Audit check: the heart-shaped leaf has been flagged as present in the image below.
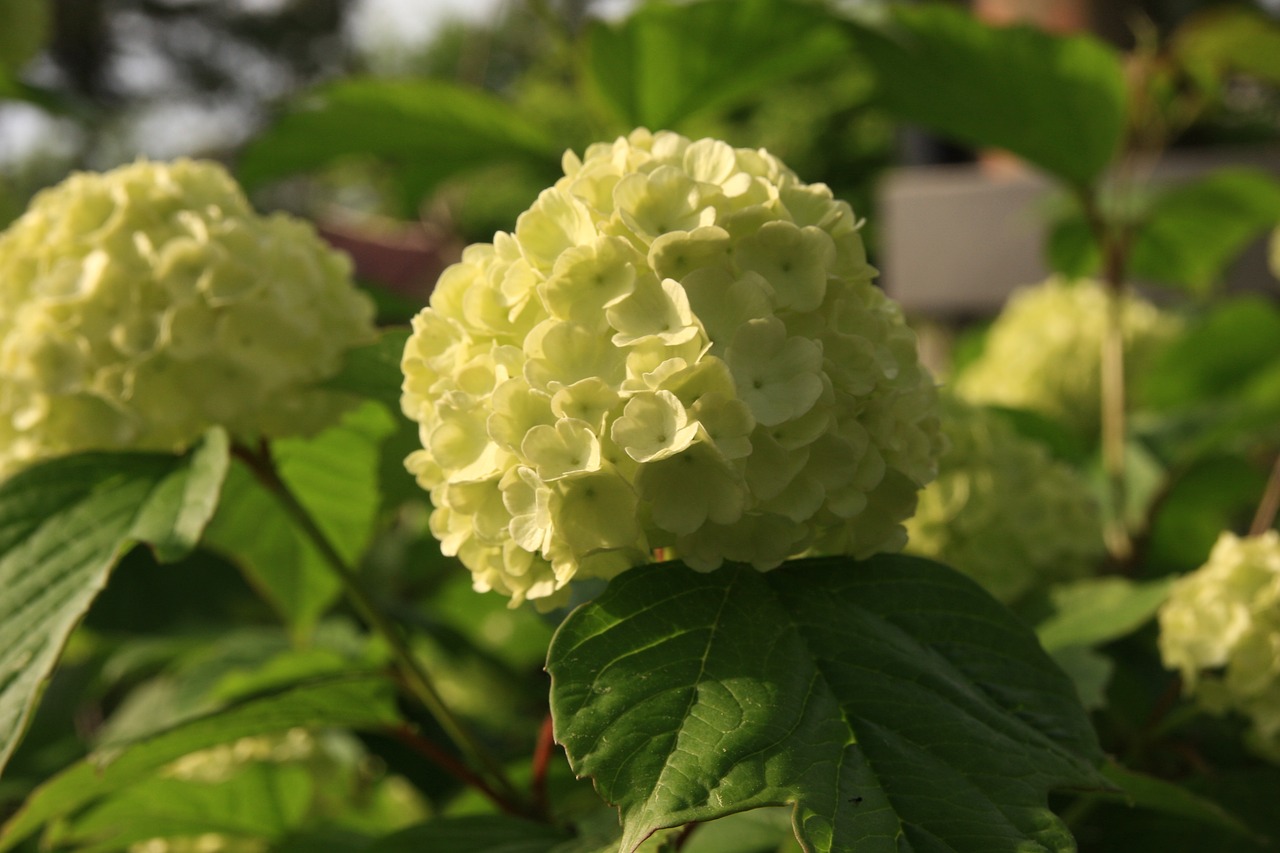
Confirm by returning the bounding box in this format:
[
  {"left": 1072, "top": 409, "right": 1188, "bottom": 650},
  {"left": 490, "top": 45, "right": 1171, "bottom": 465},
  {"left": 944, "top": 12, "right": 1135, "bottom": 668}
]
[{"left": 548, "top": 556, "right": 1106, "bottom": 853}]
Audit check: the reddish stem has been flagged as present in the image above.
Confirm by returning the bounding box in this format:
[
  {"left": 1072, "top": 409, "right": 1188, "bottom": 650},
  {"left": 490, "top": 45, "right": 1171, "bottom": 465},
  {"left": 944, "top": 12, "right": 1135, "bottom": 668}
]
[
  {"left": 391, "top": 724, "right": 528, "bottom": 817},
  {"left": 531, "top": 714, "right": 556, "bottom": 819}
]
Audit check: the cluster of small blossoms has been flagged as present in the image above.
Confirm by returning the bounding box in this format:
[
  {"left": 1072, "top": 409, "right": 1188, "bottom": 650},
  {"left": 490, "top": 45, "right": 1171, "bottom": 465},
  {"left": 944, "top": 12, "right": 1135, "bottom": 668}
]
[
  {"left": 904, "top": 397, "right": 1103, "bottom": 602},
  {"left": 1158, "top": 531, "right": 1280, "bottom": 760},
  {"left": 0, "top": 159, "right": 376, "bottom": 478},
  {"left": 401, "top": 129, "right": 943, "bottom": 607},
  {"left": 955, "top": 278, "right": 1176, "bottom": 437}
]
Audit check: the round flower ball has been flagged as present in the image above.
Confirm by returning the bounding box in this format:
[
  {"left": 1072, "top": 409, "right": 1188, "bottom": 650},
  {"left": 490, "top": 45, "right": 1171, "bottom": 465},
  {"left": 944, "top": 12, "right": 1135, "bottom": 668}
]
[
  {"left": 1158, "top": 530, "right": 1280, "bottom": 759},
  {"left": 954, "top": 277, "right": 1176, "bottom": 437},
  {"left": 401, "top": 129, "right": 943, "bottom": 607},
  {"left": 904, "top": 397, "right": 1103, "bottom": 603},
  {"left": 0, "top": 159, "right": 377, "bottom": 477}
]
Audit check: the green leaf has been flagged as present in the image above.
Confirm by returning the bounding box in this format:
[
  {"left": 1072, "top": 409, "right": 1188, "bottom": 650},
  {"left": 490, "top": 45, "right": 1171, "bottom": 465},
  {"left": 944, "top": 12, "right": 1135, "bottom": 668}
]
[
  {"left": 324, "top": 327, "right": 412, "bottom": 414},
  {"left": 130, "top": 428, "right": 231, "bottom": 563},
  {"left": 52, "top": 763, "right": 314, "bottom": 852},
  {"left": 1128, "top": 169, "right": 1280, "bottom": 294},
  {"left": 1099, "top": 761, "right": 1260, "bottom": 840},
  {"left": 548, "top": 556, "right": 1106, "bottom": 853},
  {"left": 237, "top": 79, "right": 559, "bottom": 199},
  {"left": 0, "top": 675, "right": 399, "bottom": 851},
  {"left": 0, "top": 435, "right": 229, "bottom": 778},
  {"left": 1173, "top": 6, "right": 1280, "bottom": 89},
  {"left": 1046, "top": 645, "right": 1113, "bottom": 711},
  {"left": 1033, "top": 577, "right": 1174, "bottom": 653},
  {"left": 584, "top": 0, "right": 850, "bottom": 131},
  {"left": 367, "top": 815, "right": 571, "bottom": 853},
  {"left": 204, "top": 402, "right": 396, "bottom": 634},
  {"left": 846, "top": 4, "right": 1127, "bottom": 186}
]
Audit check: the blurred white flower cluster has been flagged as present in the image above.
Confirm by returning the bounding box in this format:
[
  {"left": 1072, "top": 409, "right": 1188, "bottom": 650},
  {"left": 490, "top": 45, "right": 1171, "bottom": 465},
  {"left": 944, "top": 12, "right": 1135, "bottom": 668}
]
[
  {"left": 955, "top": 278, "right": 1176, "bottom": 436},
  {"left": 905, "top": 398, "right": 1103, "bottom": 602},
  {"left": 401, "top": 129, "right": 943, "bottom": 606},
  {"left": 1159, "top": 531, "right": 1280, "bottom": 759},
  {"left": 0, "top": 159, "right": 376, "bottom": 477}
]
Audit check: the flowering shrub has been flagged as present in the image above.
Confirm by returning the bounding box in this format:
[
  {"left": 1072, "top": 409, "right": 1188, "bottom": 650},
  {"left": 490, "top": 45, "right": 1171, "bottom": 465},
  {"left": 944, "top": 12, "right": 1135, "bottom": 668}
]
[
  {"left": 401, "top": 129, "right": 943, "bottom": 606},
  {"left": 904, "top": 397, "right": 1103, "bottom": 602},
  {"left": 0, "top": 159, "right": 376, "bottom": 477},
  {"left": 955, "top": 277, "right": 1176, "bottom": 436},
  {"left": 1158, "top": 531, "right": 1280, "bottom": 760}
]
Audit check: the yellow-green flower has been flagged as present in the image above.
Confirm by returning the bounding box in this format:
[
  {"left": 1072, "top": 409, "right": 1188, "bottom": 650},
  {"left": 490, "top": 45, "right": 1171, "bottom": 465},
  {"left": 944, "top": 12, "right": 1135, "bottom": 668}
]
[
  {"left": 1158, "top": 530, "right": 1280, "bottom": 760},
  {"left": 0, "top": 159, "right": 376, "bottom": 476},
  {"left": 955, "top": 277, "right": 1177, "bottom": 437},
  {"left": 905, "top": 397, "right": 1103, "bottom": 602},
  {"left": 401, "top": 130, "right": 943, "bottom": 607}
]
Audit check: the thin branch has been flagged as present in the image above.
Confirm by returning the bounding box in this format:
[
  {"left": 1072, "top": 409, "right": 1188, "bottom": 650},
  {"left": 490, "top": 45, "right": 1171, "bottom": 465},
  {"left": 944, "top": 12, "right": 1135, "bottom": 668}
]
[
  {"left": 390, "top": 724, "right": 526, "bottom": 817},
  {"left": 231, "top": 441, "right": 530, "bottom": 816},
  {"left": 1249, "top": 452, "right": 1280, "bottom": 537}
]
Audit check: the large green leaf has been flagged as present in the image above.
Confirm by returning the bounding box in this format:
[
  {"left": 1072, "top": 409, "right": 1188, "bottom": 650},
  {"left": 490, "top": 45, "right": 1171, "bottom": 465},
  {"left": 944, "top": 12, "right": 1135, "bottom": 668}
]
[
  {"left": 548, "top": 556, "right": 1106, "bottom": 853},
  {"left": 0, "top": 432, "right": 229, "bottom": 778},
  {"left": 204, "top": 402, "right": 395, "bottom": 634},
  {"left": 583, "top": 0, "right": 850, "bottom": 131},
  {"left": 846, "top": 4, "right": 1126, "bottom": 187},
  {"left": 237, "top": 79, "right": 559, "bottom": 200},
  {"left": 1128, "top": 169, "right": 1280, "bottom": 294},
  {"left": 0, "top": 675, "right": 399, "bottom": 850},
  {"left": 368, "top": 815, "right": 571, "bottom": 853}
]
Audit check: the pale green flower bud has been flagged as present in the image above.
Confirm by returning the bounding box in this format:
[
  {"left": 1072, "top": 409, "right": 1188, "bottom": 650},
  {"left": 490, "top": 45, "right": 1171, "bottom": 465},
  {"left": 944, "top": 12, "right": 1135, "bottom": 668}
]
[
  {"left": 402, "top": 130, "right": 943, "bottom": 607},
  {"left": 1158, "top": 531, "right": 1280, "bottom": 760},
  {"left": 0, "top": 159, "right": 376, "bottom": 476},
  {"left": 904, "top": 398, "right": 1103, "bottom": 602},
  {"left": 955, "top": 277, "right": 1177, "bottom": 437}
]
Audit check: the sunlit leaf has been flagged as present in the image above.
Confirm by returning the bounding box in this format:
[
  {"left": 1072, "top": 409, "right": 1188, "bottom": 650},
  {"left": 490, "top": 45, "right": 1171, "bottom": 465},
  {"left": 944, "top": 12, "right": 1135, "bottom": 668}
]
[
  {"left": 549, "top": 556, "right": 1106, "bottom": 853},
  {"left": 584, "top": 0, "right": 850, "bottom": 131},
  {"left": 1128, "top": 169, "right": 1280, "bottom": 294},
  {"left": 0, "top": 675, "right": 399, "bottom": 851},
  {"left": 1034, "top": 577, "right": 1174, "bottom": 652},
  {"left": 0, "top": 433, "right": 228, "bottom": 778},
  {"left": 846, "top": 4, "right": 1127, "bottom": 187},
  {"left": 1173, "top": 6, "right": 1280, "bottom": 89},
  {"left": 237, "top": 79, "right": 560, "bottom": 202},
  {"left": 204, "top": 402, "right": 396, "bottom": 635}
]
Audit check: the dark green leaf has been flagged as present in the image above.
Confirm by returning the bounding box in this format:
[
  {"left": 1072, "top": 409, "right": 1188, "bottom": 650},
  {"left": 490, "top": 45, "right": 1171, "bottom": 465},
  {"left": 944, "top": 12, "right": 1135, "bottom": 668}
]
[
  {"left": 0, "top": 435, "right": 228, "bottom": 778},
  {"left": 584, "top": 0, "right": 849, "bottom": 131},
  {"left": 1099, "top": 762, "right": 1260, "bottom": 840},
  {"left": 367, "top": 815, "right": 571, "bottom": 853},
  {"left": 846, "top": 4, "right": 1127, "bottom": 186},
  {"left": 1145, "top": 455, "right": 1269, "bottom": 573},
  {"left": 237, "top": 79, "right": 559, "bottom": 198},
  {"left": 0, "top": 675, "right": 399, "bottom": 851},
  {"left": 548, "top": 556, "right": 1106, "bottom": 853},
  {"left": 204, "top": 402, "right": 396, "bottom": 634},
  {"left": 1128, "top": 169, "right": 1280, "bottom": 294}
]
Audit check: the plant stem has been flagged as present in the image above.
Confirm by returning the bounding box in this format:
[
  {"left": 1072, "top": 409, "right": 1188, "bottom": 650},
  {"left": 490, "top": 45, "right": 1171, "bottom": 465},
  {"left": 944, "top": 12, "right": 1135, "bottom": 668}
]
[
  {"left": 531, "top": 713, "right": 556, "bottom": 820},
  {"left": 1249, "top": 452, "right": 1280, "bottom": 537},
  {"left": 390, "top": 724, "right": 523, "bottom": 817},
  {"left": 1081, "top": 189, "right": 1135, "bottom": 564},
  {"left": 232, "top": 442, "right": 529, "bottom": 815}
]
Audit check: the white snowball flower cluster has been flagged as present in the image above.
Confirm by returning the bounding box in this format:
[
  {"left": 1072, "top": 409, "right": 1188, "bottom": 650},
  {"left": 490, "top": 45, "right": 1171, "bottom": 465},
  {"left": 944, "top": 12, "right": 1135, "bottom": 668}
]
[
  {"left": 955, "top": 278, "right": 1176, "bottom": 437},
  {"left": 905, "top": 397, "right": 1103, "bottom": 603},
  {"left": 0, "top": 159, "right": 377, "bottom": 477},
  {"left": 401, "top": 129, "right": 943, "bottom": 607},
  {"left": 1158, "top": 531, "right": 1280, "bottom": 760}
]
